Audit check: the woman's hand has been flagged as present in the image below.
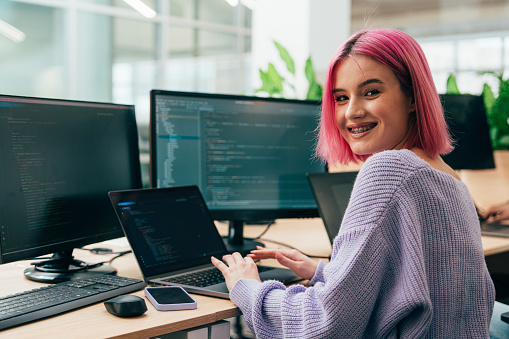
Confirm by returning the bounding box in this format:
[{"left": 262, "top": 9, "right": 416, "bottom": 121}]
[
  {"left": 211, "top": 252, "right": 261, "bottom": 291},
  {"left": 248, "top": 246, "right": 318, "bottom": 280}
]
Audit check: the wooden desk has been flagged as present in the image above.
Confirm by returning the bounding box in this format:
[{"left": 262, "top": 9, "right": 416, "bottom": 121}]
[
  {"left": 0, "top": 220, "right": 327, "bottom": 339},
  {"left": 1, "top": 217, "right": 509, "bottom": 338},
  {"left": 227, "top": 218, "right": 509, "bottom": 258},
  {"left": 454, "top": 150, "right": 509, "bottom": 256},
  {"left": 0, "top": 243, "right": 240, "bottom": 339}
]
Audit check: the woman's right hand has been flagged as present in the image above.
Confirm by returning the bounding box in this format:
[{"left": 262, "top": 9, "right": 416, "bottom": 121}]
[{"left": 247, "top": 246, "right": 318, "bottom": 280}]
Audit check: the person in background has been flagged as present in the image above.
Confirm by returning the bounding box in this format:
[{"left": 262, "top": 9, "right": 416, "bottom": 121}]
[
  {"left": 482, "top": 200, "right": 509, "bottom": 223},
  {"left": 211, "top": 28, "right": 495, "bottom": 338}
]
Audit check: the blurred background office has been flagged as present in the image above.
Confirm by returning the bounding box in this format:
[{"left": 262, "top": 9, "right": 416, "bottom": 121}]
[{"left": 1, "top": 0, "right": 509, "bottom": 186}]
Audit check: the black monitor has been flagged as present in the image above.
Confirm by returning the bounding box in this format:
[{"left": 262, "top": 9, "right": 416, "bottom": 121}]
[
  {"left": 150, "top": 90, "right": 325, "bottom": 254},
  {"left": 0, "top": 95, "right": 142, "bottom": 283},
  {"left": 440, "top": 94, "right": 495, "bottom": 170}
]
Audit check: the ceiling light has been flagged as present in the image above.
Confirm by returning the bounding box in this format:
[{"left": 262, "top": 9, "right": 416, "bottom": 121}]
[
  {"left": 0, "top": 19, "right": 25, "bottom": 43},
  {"left": 123, "top": 0, "right": 157, "bottom": 18},
  {"left": 225, "top": 0, "right": 239, "bottom": 6},
  {"left": 240, "top": 0, "right": 257, "bottom": 10}
]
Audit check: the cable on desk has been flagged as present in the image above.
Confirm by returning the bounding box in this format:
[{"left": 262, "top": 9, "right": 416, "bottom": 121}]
[
  {"left": 81, "top": 247, "right": 131, "bottom": 255},
  {"left": 245, "top": 219, "right": 276, "bottom": 240},
  {"left": 86, "top": 250, "right": 132, "bottom": 269},
  {"left": 242, "top": 220, "right": 331, "bottom": 259}
]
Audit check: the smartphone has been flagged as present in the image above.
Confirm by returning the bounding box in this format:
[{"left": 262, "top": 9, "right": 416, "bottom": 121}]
[{"left": 145, "top": 286, "right": 197, "bottom": 311}]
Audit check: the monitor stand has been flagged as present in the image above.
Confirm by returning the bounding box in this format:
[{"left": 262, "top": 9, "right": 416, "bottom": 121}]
[
  {"left": 223, "top": 220, "right": 264, "bottom": 255},
  {"left": 24, "top": 250, "right": 117, "bottom": 283}
]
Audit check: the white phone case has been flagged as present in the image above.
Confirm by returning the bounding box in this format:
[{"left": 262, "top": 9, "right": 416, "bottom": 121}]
[{"left": 144, "top": 286, "right": 198, "bottom": 311}]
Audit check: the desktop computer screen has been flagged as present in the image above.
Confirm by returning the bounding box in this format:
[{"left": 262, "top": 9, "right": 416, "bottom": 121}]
[
  {"left": 441, "top": 94, "right": 495, "bottom": 170},
  {"left": 0, "top": 95, "right": 142, "bottom": 282},
  {"left": 150, "top": 90, "right": 326, "bottom": 253}
]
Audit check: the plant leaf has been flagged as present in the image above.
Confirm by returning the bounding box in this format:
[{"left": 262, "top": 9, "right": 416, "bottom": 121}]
[
  {"left": 307, "top": 81, "right": 323, "bottom": 101},
  {"left": 482, "top": 83, "right": 495, "bottom": 118},
  {"left": 304, "top": 57, "right": 315, "bottom": 84},
  {"left": 490, "top": 127, "right": 499, "bottom": 149},
  {"left": 499, "top": 134, "right": 509, "bottom": 147},
  {"left": 255, "top": 63, "right": 284, "bottom": 97},
  {"left": 274, "top": 41, "right": 295, "bottom": 75},
  {"left": 489, "top": 76, "right": 509, "bottom": 150},
  {"left": 305, "top": 57, "right": 322, "bottom": 100},
  {"left": 446, "top": 74, "right": 460, "bottom": 94}
]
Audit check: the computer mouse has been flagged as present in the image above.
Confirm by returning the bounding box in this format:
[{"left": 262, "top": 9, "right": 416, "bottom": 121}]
[{"left": 104, "top": 295, "right": 148, "bottom": 317}]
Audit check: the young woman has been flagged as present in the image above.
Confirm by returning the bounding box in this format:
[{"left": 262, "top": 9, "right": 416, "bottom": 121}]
[{"left": 211, "top": 28, "right": 495, "bottom": 338}]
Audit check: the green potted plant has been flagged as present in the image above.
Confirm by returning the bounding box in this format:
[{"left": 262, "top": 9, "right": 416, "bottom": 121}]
[{"left": 255, "top": 41, "right": 323, "bottom": 101}]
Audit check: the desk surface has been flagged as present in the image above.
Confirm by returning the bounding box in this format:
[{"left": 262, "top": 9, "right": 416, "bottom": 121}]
[
  {"left": 0, "top": 241, "right": 240, "bottom": 339},
  {"left": 1, "top": 218, "right": 509, "bottom": 338}
]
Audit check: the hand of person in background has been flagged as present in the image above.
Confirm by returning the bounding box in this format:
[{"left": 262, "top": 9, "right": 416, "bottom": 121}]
[
  {"left": 248, "top": 246, "right": 318, "bottom": 280},
  {"left": 482, "top": 201, "right": 509, "bottom": 223}
]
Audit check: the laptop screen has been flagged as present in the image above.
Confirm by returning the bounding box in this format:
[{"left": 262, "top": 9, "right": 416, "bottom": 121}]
[
  {"left": 307, "top": 172, "right": 358, "bottom": 243},
  {"left": 109, "top": 186, "right": 228, "bottom": 278}
]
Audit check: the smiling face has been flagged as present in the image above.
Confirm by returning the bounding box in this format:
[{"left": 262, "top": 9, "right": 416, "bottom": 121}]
[{"left": 333, "top": 54, "right": 415, "bottom": 156}]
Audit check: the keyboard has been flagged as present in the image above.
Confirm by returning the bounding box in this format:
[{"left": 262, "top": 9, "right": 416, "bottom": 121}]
[
  {"left": 0, "top": 275, "right": 146, "bottom": 331},
  {"left": 162, "top": 266, "right": 275, "bottom": 288}
]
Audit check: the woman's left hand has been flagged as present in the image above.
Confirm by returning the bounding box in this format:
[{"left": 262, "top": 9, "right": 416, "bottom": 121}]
[{"left": 211, "top": 252, "right": 261, "bottom": 291}]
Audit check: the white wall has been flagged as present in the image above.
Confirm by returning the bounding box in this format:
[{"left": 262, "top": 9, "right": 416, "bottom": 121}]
[{"left": 252, "top": 0, "right": 351, "bottom": 99}]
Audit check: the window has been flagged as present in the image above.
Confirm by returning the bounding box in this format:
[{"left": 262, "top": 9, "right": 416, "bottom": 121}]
[
  {"left": 0, "top": 0, "right": 253, "bottom": 125},
  {"left": 0, "top": 2, "right": 65, "bottom": 99},
  {"left": 418, "top": 34, "right": 508, "bottom": 95}
]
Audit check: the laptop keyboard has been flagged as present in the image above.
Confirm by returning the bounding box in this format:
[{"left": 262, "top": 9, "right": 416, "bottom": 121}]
[{"left": 162, "top": 266, "right": 275, "bottom": 288}]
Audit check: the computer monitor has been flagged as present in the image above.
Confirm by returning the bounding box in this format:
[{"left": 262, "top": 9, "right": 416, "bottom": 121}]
[
  {"left": 440, "top": 94, "right": 495, "bottom": 170},
  {"left": 0, "top": 95, "right": 142, "bottom": 283},
  {"left": 150, "top": 90, "right": 325, "bottom": 254}
]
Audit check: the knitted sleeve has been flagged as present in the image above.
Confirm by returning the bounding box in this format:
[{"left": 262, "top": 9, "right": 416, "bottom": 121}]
[
  {"left": 308, "top": 260, "right": 326, "bottom": 285},
  {"left": 229, "top": 150, "right": 434, "bottom": 338}
]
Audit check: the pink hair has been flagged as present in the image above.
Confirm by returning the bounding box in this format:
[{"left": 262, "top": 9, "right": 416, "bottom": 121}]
[{"left": 316, "top": 29, "right": 453, "bottom": 165}]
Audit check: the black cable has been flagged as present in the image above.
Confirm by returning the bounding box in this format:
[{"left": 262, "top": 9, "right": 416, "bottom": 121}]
[
  {"left": 244, "top": 219, "right": 276, "bottom": 241},
  {"left": 86, "top": 250, "right": 132, "bottom": 269},
  {"left": 243, "top": 220, "right": 330, "bottom": 259},
  {"left": 106, "top": 250, "right": 132, "bottom": 264},
  {"left": 81, "top": 247, "right": 131, "bottom": 256}
]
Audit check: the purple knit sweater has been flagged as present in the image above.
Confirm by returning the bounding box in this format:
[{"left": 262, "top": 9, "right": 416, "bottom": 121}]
[{"left": 230, "top": 149, "right": 495, "bottom": 338}]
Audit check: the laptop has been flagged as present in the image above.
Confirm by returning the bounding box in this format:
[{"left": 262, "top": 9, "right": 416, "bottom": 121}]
[
  {"left": 306, "top": 172, "right": 358, "bottom": 244},
  {"left": 108, "top": 185, "right": 301, "bottom": 299}
]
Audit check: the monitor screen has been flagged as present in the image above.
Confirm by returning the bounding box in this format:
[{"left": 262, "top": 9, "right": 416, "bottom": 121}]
[
  {"left": 150, "top": 90, "right": 325, "bottom": 253},
  {"left": 441, "top": 94, "right": 495, "bottom": 170},
  {"left": 0, "top": 95, "right": 142, "bottom": 281}
]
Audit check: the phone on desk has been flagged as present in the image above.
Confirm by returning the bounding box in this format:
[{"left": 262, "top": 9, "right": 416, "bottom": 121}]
[{"left": 145, "top": 286, "right": 197, "bottom": 311}]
